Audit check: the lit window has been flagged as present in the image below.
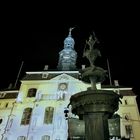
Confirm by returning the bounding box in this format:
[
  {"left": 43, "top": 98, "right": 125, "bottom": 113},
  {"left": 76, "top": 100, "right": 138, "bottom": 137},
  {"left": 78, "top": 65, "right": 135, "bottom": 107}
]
[
  {"left": 41, "top": 135, "right": 50, "bottom": 140},
  {"left": 44, "top": 107, "right": 54, "bottom": 124},
  {"left": 21, "top": 108, "right": 32, "bottom": 125},
  {"left": 27, "top": 88, "right": 37, "bottom": 97},
  {"left": 17, "top": 136, "right": 26, "bottom": 140}
]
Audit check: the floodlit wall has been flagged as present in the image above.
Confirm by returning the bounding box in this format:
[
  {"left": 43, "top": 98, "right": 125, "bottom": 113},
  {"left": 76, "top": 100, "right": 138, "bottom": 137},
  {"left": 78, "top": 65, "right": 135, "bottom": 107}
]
[{"left": 0, "top": 73, "right": 140, "bottom": 140}]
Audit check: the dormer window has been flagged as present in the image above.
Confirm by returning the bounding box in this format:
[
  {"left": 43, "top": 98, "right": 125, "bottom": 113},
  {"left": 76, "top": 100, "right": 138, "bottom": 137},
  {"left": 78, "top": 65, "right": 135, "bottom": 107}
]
[
  {"left": 42, "top": 72, "right": 49, "bottom": 78},
  {"left": 0, "top": 92, "right": 6, "bottom": 98},
  {"left": 27, "top": 88, "right": 37, "bottom": 97}
]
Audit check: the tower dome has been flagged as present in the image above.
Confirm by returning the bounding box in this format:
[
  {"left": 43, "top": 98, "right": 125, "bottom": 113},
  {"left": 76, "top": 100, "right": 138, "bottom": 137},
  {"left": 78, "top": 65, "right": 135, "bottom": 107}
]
[{"left": 64, "top": 27, "right": 75, "bottom": 49}]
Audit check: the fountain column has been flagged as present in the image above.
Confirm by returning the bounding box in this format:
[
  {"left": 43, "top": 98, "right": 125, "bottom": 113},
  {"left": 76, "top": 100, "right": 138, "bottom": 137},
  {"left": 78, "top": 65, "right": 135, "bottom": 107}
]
[{"left": 84, "top": 113, "right": 109, "bottom": 140}]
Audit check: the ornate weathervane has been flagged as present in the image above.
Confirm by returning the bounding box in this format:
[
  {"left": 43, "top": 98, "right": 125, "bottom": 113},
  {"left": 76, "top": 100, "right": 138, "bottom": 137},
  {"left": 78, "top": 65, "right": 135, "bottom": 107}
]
[{"left": 68, "top": 27, "right": 75, "bottom": 36}]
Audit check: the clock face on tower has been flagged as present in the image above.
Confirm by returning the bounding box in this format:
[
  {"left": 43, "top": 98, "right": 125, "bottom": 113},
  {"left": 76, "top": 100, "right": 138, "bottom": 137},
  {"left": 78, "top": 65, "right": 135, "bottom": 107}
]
[{"left": 59, "top": 83, "right": 67, "bottom": 90}]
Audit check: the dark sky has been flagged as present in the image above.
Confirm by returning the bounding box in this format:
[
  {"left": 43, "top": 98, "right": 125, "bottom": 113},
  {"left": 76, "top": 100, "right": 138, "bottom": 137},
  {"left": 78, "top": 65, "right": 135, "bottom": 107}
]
[{"left": 0, "top": 2, "right": 140, "bottom": 109}]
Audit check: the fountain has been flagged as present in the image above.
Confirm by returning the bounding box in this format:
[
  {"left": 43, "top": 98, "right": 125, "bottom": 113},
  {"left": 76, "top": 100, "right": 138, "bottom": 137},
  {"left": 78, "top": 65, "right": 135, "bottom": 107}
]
[{"left": 68, "top": 32, "right": 122, "bottom": 140}]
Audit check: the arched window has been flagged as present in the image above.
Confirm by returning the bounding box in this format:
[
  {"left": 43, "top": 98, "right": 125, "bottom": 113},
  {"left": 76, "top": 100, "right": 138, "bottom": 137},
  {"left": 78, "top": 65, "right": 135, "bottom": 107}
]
[
  {"left": 44, "top": 107, "right": 54, "bottom": 124},
  {"left": 27, "top": 88, "right": 37, "bottom": 97},
  {"left": 21, "top": 108, "right": 32, "bottom": 125},
  {"left": 41, "top": 135, "right": 50, "bottom": 140},
  {"left": 17, "top": 136, "right": 26, "bottom": 140}
]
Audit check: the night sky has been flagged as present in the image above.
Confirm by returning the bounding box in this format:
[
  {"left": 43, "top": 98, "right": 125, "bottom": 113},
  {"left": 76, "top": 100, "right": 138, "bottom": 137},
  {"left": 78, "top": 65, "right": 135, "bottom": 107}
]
[{"left": 0, "top": 2, "right": 139, "bottom": 109}]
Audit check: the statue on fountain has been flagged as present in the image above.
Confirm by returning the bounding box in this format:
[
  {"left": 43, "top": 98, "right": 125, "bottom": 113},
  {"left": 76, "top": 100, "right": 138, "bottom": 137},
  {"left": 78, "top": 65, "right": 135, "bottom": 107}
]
[
  {"left": 83, "top": 32, "right": 100, "bottom": 67},
  {"left": 80, "top": 32, "right": 107, "bottom": 90}
]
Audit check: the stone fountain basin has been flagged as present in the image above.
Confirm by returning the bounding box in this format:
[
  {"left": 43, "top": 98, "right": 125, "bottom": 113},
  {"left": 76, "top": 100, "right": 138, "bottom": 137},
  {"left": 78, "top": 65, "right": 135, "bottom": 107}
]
[
  {"left": 70, "top": 90, "right": 122, "bottom": 117},
  {"left": 80, "top": 66, "right": 107, "bottom": 83}
]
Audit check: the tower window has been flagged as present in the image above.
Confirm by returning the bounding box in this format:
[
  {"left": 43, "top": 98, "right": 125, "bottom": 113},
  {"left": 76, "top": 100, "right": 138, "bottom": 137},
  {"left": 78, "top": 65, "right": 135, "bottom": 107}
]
[
  {"left": 21, "top": 108, "right": 32, "bottom": 125},
  {"left": 27, "top": 88, "right": 37, "bottom": 97},
  {"left": 44, "top": 107, "right": 54, "bottom": 124}
]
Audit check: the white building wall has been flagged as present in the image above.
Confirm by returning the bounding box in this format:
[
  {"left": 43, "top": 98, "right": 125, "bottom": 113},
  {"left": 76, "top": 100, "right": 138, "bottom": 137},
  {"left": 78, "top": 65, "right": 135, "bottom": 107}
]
[
  {"left": 0, "top": 73, "right": 140, "bottom": 140},
  {"left": 117, "top": 96, "right": 140, "bottom": 140}
]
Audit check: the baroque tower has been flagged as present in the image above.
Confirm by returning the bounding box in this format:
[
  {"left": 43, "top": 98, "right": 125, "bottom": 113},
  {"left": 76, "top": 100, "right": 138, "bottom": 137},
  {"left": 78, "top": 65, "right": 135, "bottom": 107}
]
[{"left": 57, "top": 27, "right": 77, "bottom": 71}]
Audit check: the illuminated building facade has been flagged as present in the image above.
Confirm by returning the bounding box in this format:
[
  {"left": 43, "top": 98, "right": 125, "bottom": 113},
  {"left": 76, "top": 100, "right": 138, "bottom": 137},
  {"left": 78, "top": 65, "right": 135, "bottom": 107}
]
[{"left": 0, "top": 29, "right": 140, "bottom": 140}]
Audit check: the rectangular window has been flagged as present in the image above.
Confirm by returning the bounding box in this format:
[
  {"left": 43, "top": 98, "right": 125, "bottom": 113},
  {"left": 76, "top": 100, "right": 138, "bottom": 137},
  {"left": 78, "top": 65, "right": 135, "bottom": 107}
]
[
  {"left": 44, "top": 107, "right": 54, "bottom": 124},
  {"left": 21, "top": 108, "right": 32, "bottom": 125},
  {"left": 125, "top": 125, "right": 134, "bottom": 138},
  {"left": 17, "top": 136, "right": 26, "bottom": 140},
  {"left": 42, "top": 135, "right": 50, "bottom": 140},
  {"left": 27, "top": 88, "right": 37, "bottom": 97}
]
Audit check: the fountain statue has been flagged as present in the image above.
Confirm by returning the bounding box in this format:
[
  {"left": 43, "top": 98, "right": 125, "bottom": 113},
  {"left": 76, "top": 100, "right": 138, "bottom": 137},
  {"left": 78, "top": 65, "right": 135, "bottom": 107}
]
[
  {"left": 68, "top": 32, "right": 122, "bottom": 140},
  {"left": 80, "top": 32, "right": 107, "bottom": 90}
]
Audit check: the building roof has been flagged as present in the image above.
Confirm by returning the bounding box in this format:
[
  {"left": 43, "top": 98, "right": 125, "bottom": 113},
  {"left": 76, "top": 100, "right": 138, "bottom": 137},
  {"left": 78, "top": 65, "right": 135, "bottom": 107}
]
[
  {"left": 0, "top": 90, "right": 19, "bottom": 99},
  {"left": 22, "top": 71, "right": 80, "bottom": 80}
]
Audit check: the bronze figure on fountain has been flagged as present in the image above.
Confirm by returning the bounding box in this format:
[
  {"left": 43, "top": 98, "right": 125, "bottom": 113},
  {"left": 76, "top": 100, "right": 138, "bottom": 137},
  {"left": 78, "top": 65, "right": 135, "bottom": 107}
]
[{"left": 80, "top": 32, "right": 107, "bottom": 90}]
